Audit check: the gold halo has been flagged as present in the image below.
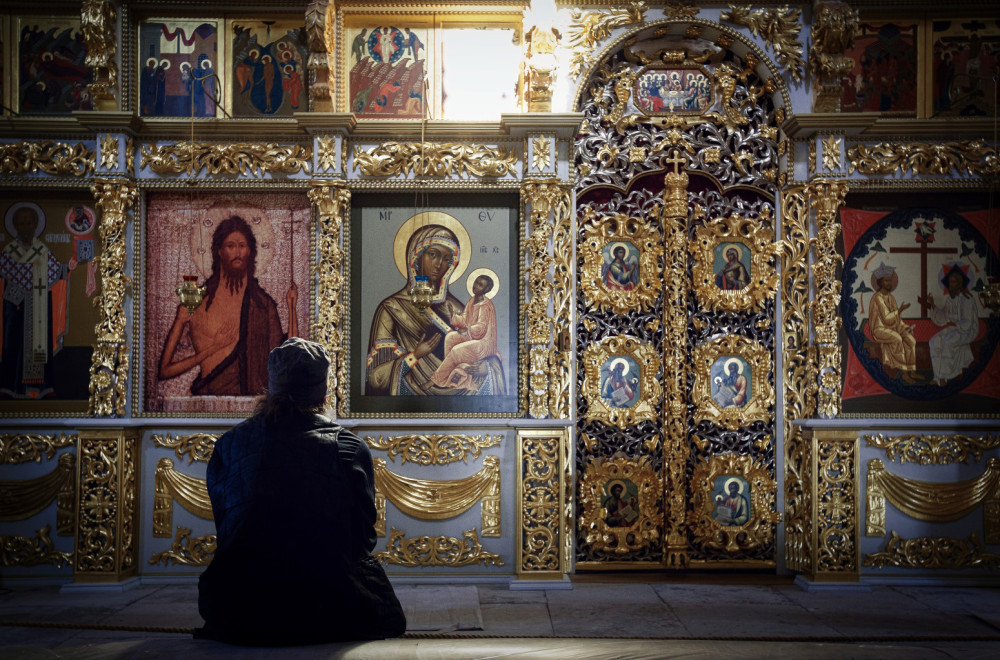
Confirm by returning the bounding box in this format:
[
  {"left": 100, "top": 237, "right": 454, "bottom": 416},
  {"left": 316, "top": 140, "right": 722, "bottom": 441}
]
[
  {"left": 180, "top": 61, "right": 191, "bottom": 72},
  {"left": 608, "top": 357, "right": 631, "bottom": 377},
  {"left": 723, "top": 357, "right": 744, "bottom": 375},
  {"left": 5, "top": 202, "right": 46, "bottom": 239},
  {"left": 146, "top": 57, "right": 157, "bottom": 68},
  {"left": 607, "top": 241, "right": 632, "bottom": 257},
  {"left": 188, "top": 201, "right": 279, "bottom": 279},
  {"left": 606, "top": 479, "right": 627, "bottom": 495},
  {"left": 723, "top": 477, "right": 744, "bottom": 495},
  {"left": 466, "top": 267, "right": 499, "bottom": 299},
  {"left": 392, "top": 211, "right": 471, "bottom": 283},
  {"left": 722, "top": 243, "right": 743, "bottom": 261},
  {"left": 159, "top": 59, "right": 171, "bottom": 71}
]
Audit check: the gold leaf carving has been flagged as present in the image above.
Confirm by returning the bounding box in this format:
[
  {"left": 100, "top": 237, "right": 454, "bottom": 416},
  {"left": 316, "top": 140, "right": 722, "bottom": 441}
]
[
  {"left": 375, "top": 527, "right": 504, "bottom": 567},
  {"left": 310, "top": 182, "right": 348, "bottom": 415},
  {"left": 692, "top": 334, "right": 774, "bottom": 430},
  {"left": 720, "top": 5, "right": 805, "bottom": 83},
  {"left": 690, "top": 210, "right": 778, "bottom": 313},
  {"left": 0, "top": 525, "right": 72, "bottom": 568},
  {"left": 82, "top": 0, "right": 119, "bottom": 106},
  {"left": 816, "top": 436, "right": 857, "bottom": 574},
  {"left": 0, "top": 433, "right": 75, "bottom": 464},
  {"left": 518, "top": 431, "right": 563, "bottom": 573},
  {"left": 864, "top": 531, "right": 1000, "bottom": 570},
  {"left": 139, "top": 141, "right": 312, "bottom": 176},
  {"left": 352, "top": 142, "right": 517, "bottom": 178},
  {"left": 848, "top": 141, "right": 1000, "bottom": 177},
  {"left": 531, "top": 136, "right": 551, "bottom": 172},
  {"left": 567, "top": 1, "right": 647, "bottom": 78},
  {"left": 582, "top": 335, "right": 662, "bottom": 429},
  {"left": 316, "top": 135, "right": 337, "bottom": 172},
  {"left": 821, "top": 135, "right": 841, "bottom": 171},
  {"left": 690, "top": 454, "right": 780, "bottom": 554},
  {"left": 364, "top": 434, "right": 502, "bottom": 466},
  {"left": 152, "top": 433, "right": 218, "bottom": 464},
  {"left": 0, "top": 141, "right": 95, "bottom": 176},
  {"left": 76, "top": 431, "right": 139, "bottom": 577},
  {"left": 100, "top": 135, "right": 119, "bottom": 170},
  {"left": 149, "top": 527, "right": 216, "bottom": 567},
  {"left": 579, "top": 456, "right": 661, "bottom": 555},
  {"left": 579, "top": 209, "right": 662, "bottom": 315},
  {"left": 864, "top": 433, "right": 1000, "bottom": 466},
  {"left": 663, "top": 1, "right": 699, "bottom": 20}
]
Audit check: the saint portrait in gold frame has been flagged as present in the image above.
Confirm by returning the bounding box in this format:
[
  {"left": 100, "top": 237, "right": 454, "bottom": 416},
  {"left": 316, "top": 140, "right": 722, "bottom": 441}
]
[
  {"left": 579, "top": 456, "right": 661, "bottom": 555},
  {"left": 581, "top": 335, "right": 661, "bottom": 428},
  {"left": 689, "top": 210, "right": 778, "bottom": 313},
  {"left": 579, "top": 208, "right": 661, "bottom": 314},
  {"left": 690, "top": 453, "right": 779, "bottom": 555},
  {"left": 692, "top": 334, "right": 773, "bottom": 429}
]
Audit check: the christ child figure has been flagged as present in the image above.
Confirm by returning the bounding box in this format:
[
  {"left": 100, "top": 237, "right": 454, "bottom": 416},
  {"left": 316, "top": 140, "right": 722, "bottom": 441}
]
[{"left": 431, "top": 274, "right": 498, "bottom": 390}]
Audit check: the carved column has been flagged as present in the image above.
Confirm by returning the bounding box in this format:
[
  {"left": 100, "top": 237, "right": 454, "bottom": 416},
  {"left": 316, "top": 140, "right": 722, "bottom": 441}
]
[
  {"left": 516, "top": 428, "right": 568, "bottom": 579},
  {"left": 82, "top": 0, "right": 119, "bottom": 111},
  {"left": 307, "top": 0, "right": 335, "bottom": 112},
  {"left": 74, "top": 428, "right": 139, "bottom": 583},
  {"left": 808, "top": 1, "right": 859, "bottom": 113},
  {"left": 88, "top": 178, "right": 136, "bottom": 417},
  {"left": 524, "top": 24, "right": 560, "bottom": 112},
  {"left": 809, "top": 179, "right": 849, "bottom": 419},
  {"left": 308, "top": 181, "right": 350, "bottom": 416},
  {"left": 807, "top": 428, "right": 860, "bottom": 582},
  {"left": 660, "top": 151, "right": 690, "bottom": 569}
]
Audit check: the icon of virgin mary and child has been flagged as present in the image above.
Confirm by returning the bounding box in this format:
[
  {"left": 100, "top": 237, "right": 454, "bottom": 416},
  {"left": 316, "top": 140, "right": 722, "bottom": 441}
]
[{"left": 365, "top": 218, "right": 506, "bottom": 397}]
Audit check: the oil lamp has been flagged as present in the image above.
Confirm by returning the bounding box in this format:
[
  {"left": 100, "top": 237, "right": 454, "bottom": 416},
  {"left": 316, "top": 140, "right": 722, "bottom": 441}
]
[
  {"left": 408, "top": 275, "right": 434, "bottom": 309},
  {"left": 176, "top": 275, "right": 205, "bottom": 315}
]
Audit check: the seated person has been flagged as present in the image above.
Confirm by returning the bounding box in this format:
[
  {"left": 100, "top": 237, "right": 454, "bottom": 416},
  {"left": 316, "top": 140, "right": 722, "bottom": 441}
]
[{"left": 197, "top": 338, "right": 405, "bottom": 645}]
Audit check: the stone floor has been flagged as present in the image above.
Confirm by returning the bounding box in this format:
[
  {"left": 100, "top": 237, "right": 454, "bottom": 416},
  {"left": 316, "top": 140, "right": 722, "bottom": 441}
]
[{"left": 2, "top": 575, "right": 1000, "bottom": 659}]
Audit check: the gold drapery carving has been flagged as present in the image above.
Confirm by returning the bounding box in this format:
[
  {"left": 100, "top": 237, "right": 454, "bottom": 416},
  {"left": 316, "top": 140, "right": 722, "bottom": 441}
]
[
  {"left": 375, "top": 527, "right": 504, "bottom": 567},
  {"left": 0, "top": 433, "right": 75, "bottom": 464},
  {"left": 0, "top": 453, "right": 76, "bottom": 536},
  {"left": 866, "top": 458, "right": 1000, "bottom": 543},
  {"left": 848, "top": 141, "right": 1000, "bottom": 177},
  {"left": 518, "top": 430, "right": 565, "bottom": 575},
  {"left": 88, "top": 179, "right": 136, "bottom": 417},
  {"left": 364, "top": 433, "right": 502, "bottom": 466},
  {"left": 149, "top": 527, "right": 217, "bottom": 567},
  {"left": 0, "top": 141, "right": 95, "bottom": 176},
  {"left": 567, "top": 1, "right": 647, "bottom": 78},
  {"left": 352, "top": 143, "right": 517, "bottom": 178},
  {"left": 373, "top": 456, "right": 500, "bottom": 536},
  {"left": 139, "top": 142, "right": 312, "bottom": 176},
  {"left": 720, "top": 5, "right": 805, "bottom": 83},
  {"left": 864, "top": 433, "right": 1000, "bottom": 466},
  {"left": 1, "top": 525, "right": 72, "bottom": 568},
  {"left": 864, "top": 531, "right": 1000, "bottom": 570},
  {"left": 153, "top": 458, "right": 212, "bottom": 537},
  {"left": 152, "top": 433, "right": 218, "bottom": 464},
  {"left": 309, "top": 182, "right": 349, "bottom": 415},
  {"left": 82, "top": 0, "right": 118, "bottom": 109}
]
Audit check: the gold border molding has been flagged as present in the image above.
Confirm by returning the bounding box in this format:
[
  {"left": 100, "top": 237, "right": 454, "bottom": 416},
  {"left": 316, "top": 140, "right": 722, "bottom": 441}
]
[
  {"left": 0, "top": 141, "right": 95, "bottom": 176},
  {"left": 375, "top": 527, "right": 504, "bottom": 567},
  {"left": 0, "top": 525, "right": 73, "bottom": 568},
  {"left": 88, "top": 179, "right": 137, "bottom": 417},
  {"left": 864, "top": 531, "right": 1000, "bottom": 570},
  {"left": 848, "top": 141, "right": 1000, "bottom": 177},
  {"left": 692, "top": 334, "right": 774, "bottom": 430},
  {"left": 690, "top": 209, "right": 778, "bottom": 313},
  {"left": 579, "top": 456, "right": 662, "bottom": 556},
  {"left": 309, "top": 181, "right": 349, "bottom": 416},
  {"left": 139, "top": 141, "right": 312, "bottom": 176},
  {"left": 352, "top": 142, "right": 517, "bottom": 178},
  {"left": 365, "top": 433, "right": 502, "bottom": 466},
  {"left": 579, "top": 208, "right": 663, "bottom": 314},
  {"left": 582, "top": 335, "right": 662, "bottom": 429},
  {"left": 0, "top": 433, "right": 75, "bottom": 464},
  {"left": 720, "top": 5, "right": 805, "bottom": 83},
  {"left": 517, "top": 429, "right": 567, "bottom": 576},
  {"left": 149, "top": 527, "right": 216, "bottom": 567},
  {"left": 690, "top": 454, "right": 780, "bottom": 555},
  {"left": 151, "top": 433, "right": 219, "bottom": 464},
  {"left": 864, "top": 433, "right": 1000, "bottom": 466},
  {"left": 567, "top": 1, "right": 648, "bottom": 79},
  {"left": 82, "top": 0, "right": 119, "bottom": 109}
]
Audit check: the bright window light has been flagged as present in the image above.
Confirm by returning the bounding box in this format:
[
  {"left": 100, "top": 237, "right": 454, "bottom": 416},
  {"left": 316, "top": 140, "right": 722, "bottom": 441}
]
[{"left": 441, "top": 27, "right": 520, "bottom": 119}]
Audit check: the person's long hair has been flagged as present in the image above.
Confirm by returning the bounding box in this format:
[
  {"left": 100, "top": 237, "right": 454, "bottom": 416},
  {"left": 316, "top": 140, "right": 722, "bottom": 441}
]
[
  {"left": 204, "top": 215, "right": 258, "bottom": 310},
  {"left": 253, "top": 391, "right": 325, "bottom": 424}
]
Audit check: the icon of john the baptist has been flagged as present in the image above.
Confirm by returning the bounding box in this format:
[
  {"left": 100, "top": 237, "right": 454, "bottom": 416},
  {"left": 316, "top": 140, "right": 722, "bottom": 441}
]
[{"left": 365, "top": 213, "right": 506, "bottom": 397}]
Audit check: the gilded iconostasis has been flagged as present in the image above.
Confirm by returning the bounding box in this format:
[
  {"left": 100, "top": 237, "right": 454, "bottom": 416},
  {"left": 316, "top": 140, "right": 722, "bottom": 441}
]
[{"left": 1, "top": 1, "right": 999, "bottom": 586}]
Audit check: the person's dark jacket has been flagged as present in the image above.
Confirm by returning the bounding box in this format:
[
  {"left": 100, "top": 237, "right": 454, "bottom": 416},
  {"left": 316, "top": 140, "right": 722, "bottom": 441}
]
[{"left": 197, "top": 413, "right": 405, "bottom": 645}]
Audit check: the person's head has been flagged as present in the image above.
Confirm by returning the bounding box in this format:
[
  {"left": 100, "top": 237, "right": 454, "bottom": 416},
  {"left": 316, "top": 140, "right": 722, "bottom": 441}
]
[
  {"left": 726, "top": 248, "right": 738, "bottom": 262},
  {"left": 944, "top": 266, "right": 968, "bottom": 296},
  {"left": 613, "top": 246, "right": 626, "bottom": 260},
  {"left": 610, "top": 483, "right": 623, "bottom": 498},
  {"left": 211, "top": 215, "right": 257, "bottom": 283},
  {"left": 728, "top": 481, "right": 739, "bottom": 495},
  {"left": 407, "top": 224, "right": 460, "bottom": 301},
  {"left": 873, "top": 263, "right": 895, "bottom": 291},
  {"left": 13, "top": 206, "right": 39, "bottom": 243},
  {"left": 257, "top": 337, "right": 330, "bottom": 420},
  {"left": 728, "top": 362, "right": 738, "bottom": 375},
  {"left": 472, "top": 274, "right": 493, "bottom": 297}
]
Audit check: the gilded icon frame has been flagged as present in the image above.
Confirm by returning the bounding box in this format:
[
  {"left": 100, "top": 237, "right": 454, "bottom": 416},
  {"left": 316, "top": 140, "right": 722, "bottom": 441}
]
[
  {"left": 689, "top": 210, "right": 778, "bottom": 313},
  {"left": 579, "top": 456, "right": 662, "bottom": 555},
  {"left": 690, "top": 453, "right": 779, "bottom": 554},
  {"left": 581, "top": 335, "right": 661, "bottom": 428},
  {"left": 692, "top": 334, "right": 773, "bottom": 429},
  {"left": 579, "top": 208, "right": 662, "bottom": 314}
]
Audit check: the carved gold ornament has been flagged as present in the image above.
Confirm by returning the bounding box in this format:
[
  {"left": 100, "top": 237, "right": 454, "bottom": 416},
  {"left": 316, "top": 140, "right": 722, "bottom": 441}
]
[
  {"left": 814, "top": 433, "right": 859, "bottom": 576},
  {"left": 663, "top": 1, "right": 699, "bottom": 20},
  {"left": 88, "top": 179, "right": 136, "bottom": 417},
  {"left": 0, "top": 525, "right": 72, "bottom": 568},
  {"left": 864, "top": 531, "right": 1000, "bottom": 570},
  {"left": 567, "top": 1, "right": 647, "bottom": 79},
  {"left": 808, "top": 1, "right": 859, "bottom": 112},
  {"left": 100, "top": 135, "right": 119, "bottom": 171},
  {"left": 365, "top": 433, "right": 502, "bottom": 466},
  {"left": 517, "top": 430, "right": 566, "bottom": 575},
  {"left": 692, "top": 334, "right": 773, "bottom": 429},
  {"left": 582, "top": 335, "right": 662, "bottom": 428},
  {"left": 690, "top": 210, "right": 778, "bottom": 313},
  {"left": 82, "top": 0, "right": 119, "bottom": 108},
  {"left": 821, "top": 135, "right": 841, "bottom": 172},
  {"left": 149, "top": 527, "right": 216, "bottom": 567},
  {"left": 848, "top": 141, "right": 1000, "bottom": 177},
  {"left": 690, "top": 454, "right": 780, "bottom": 554},
  {"left": 153, "top": 458, "right": 212, "bottom": 537},
  {"left": 375, "top": 527, "right": 504, "bottom": 567},
  {"left": 139, "top": 141, "right": 312, "bottom": 176},
  {"left": 0, "top": 141, "right": 95, "bottom": 176},
  {"left": 0, "top": 453, "right": 76, "bottom": 536},
  {"left": 866, "top": 458, "right": 1000, "bottom": 543},
  {"left": 306, "top": 0, "right": 333, "bottom": 111},
  {"left": 152, "top": 433, "right": 218, "bottom": 464},
  {"left": 579, "top": 456, "right": 661, "bottom": 555},
  {"left": 0, "top": 433, "right": 75, "bottom": 464},
  {"left": 352, "top": 142, "right": 517, "bottom": 178},
  {"left": 316, "top": 135, "right": 337, "bottom": 172},
  {"left": 373, "top": 456, "right": 500, "bottom": 536},
  {"left": 579, "top": 209, "right": 662, "bottom": 314},
  {"left": 309, "top": 182, "right": 349, "bottom": 415},
  {"left": 720, "top": 5, "right": 805, "bottom": 83},
  {"left": 864, "top": 434, "right": 1000, "bottom": 466},
  {"left": 531, "top": 136, "right": 551, "bottom": 172}
]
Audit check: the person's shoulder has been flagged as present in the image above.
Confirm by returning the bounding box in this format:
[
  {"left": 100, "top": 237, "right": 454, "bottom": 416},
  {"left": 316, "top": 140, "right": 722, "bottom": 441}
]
[{"left": 248, "top": 279, "right": 279, "bottom": 306}]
